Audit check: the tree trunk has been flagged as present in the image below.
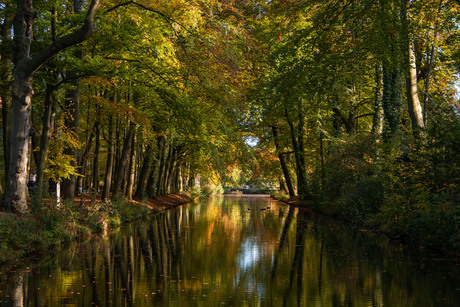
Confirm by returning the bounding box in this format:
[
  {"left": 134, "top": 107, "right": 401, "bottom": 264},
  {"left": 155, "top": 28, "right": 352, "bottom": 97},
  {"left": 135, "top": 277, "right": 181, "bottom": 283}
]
[
  {"left": 285, "top": 102, "right": 308, "bottom": 198},
  {"left": 402, "top": 0, "right": 424, "bottom": 132},
  {"left": 295, "top": 100, "right": 308, "bottom": 198},
  {"left": 77, "top": 124, "right": 95, "bottom": 189},
  {"left": 36, "top": 84, "right": 56, "bottom": 196},
  {"left": 372, "top": 63, "right": 384, "bottom": 135},
  {"left": 1, "top": 9, "right": 13, "bottom": 185},
  {"left": 61, "top": 79, "right": 80, "bottom": 200},
  {"left": 166, "top": 146, "right": 177, "bottom": 194},
  {"left": 135, "top": 144, "right": 154, "bottom": 198},
  {"left": 382, "top": 66, "right": 402, "bottom": 139},
  {"left": 147, "top": 136, "right": 165, "bottom": 198},
  {"left": 156, "top": 139, "right": 169, "bottom": 196},
  {"left": 332, "top": 106, "right": 355, "bottom": 135},
  {"left": 62, "top": 0, "right": 84, "bottom": 200},
  {"left": 423, "top": 43, "right": 436, "bottom": 124},
  {"left": 161, "top": 142, "right": 174, "bottom": 194},
  {"left": 92, "top": 119, "right": 101, "bottom": 194},
  {"left": 102, "top": 115, "right": 115, "bottom": 201},
  {"left": 36, "top": 7, "right": 59, "bottom": 197},
  {"left": 1, "top": 0, "right": 36, "bottom": 213},
  {"left": 112, "top": 124, "right": 135, "bottom": 199},
  {"left": 0, "top": 0, "right": 99, "bottom": 213},
  {"left": 406, "top": 40, "right": 425, "bottom": 131},
  {"left": 126, "top": 133, "right": 136, "bottom": 199},
  {"left": 2, "top": 66, "right": 33, "bottom": 213},
  {"left": 174, "top": 164, "right": 182, "bottom": 193},
  {"left": 271, "top": 126, "right": 295, "bottom": 197}
]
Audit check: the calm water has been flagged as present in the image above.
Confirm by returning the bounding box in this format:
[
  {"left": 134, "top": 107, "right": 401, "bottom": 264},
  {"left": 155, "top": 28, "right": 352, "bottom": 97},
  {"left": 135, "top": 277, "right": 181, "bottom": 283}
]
[{"left": 1, "top": 196, "right": 459, "bottom": 306}]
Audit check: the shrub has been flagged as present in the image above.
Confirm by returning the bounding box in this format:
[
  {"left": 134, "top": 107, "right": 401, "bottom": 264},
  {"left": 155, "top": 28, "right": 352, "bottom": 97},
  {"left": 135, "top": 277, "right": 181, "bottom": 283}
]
[
  {"left": 186, "top": 187, "right": 201, "bottom": 200},
  {"left": 337, "top": 177, "right": 384, "bottom": 224},
  {"left": 271, "top": 190, "right": 289, "bottom": 201},
  {"left": 405, "top": 209, "right": 457, "bottom": 251},
  {"left": 201, "top": 186, "right": 213, "bottom": 197},
  {"left": 212, "top": 185, "right": 224, "bottom": 195}
]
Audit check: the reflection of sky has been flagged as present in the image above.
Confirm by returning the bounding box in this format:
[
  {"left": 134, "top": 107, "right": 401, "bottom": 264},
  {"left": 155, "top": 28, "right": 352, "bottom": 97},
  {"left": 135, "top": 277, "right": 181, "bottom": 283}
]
[
  {"left": 235, "top": 237, "right": 266, "bottom": 298},
  {"left": 238, "top": 237, "right": 260, "bottom": 271}
]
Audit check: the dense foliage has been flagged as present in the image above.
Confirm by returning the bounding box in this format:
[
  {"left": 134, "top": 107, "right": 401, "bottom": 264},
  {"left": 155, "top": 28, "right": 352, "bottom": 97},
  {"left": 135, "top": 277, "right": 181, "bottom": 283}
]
[{"left": 0, "top": 0, "right": 459, "bottom": 255}]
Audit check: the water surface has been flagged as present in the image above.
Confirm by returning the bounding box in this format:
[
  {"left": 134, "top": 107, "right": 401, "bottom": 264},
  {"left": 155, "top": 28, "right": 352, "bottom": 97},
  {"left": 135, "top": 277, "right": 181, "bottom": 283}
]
[{"left": 1, "top": 196, "right": 459, "bottom": 306}]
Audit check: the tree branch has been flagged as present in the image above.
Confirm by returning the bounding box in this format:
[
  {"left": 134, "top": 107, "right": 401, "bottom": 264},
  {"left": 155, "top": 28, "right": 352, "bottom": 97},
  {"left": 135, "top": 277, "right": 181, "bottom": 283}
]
[
  {"left": 25, "top": 0, "right": 100, "bottom": 75},
  {"left": 104, "top": 1, "right": 194, "bottom": 64},
  {"left": 51, "top": 73, "right": 92, "bottom": 91},
  {"left": 104, "top": 56, "right": 174, "bottom": 87},
  {"left": 356, "top": 113, "right": 374, "bottom": 119}
]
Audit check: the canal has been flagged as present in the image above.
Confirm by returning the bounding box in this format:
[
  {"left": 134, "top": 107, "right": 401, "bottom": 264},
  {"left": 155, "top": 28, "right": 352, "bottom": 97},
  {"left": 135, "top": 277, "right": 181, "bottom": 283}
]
[{"left": 1, "top": 196, "right": 459, "bottom": 306}]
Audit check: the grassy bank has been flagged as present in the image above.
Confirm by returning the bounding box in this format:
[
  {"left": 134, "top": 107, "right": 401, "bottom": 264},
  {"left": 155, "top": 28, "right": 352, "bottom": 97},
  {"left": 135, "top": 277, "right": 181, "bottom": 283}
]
[{"left": 0, "top": 193, "right": 191, "bottom": 264}]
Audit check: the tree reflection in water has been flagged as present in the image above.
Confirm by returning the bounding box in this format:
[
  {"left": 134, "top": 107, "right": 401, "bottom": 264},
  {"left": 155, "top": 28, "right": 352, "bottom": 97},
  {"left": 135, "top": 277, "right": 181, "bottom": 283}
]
[{"left": 1, "top": 196, "right": 460, "bottom": 306}]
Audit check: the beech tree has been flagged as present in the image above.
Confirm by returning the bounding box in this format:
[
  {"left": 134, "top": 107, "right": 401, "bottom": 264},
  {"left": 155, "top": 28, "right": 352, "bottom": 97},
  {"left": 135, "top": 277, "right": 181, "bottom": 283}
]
[{"left": 1, "top": 0, "right": 99, "bottom": 214}]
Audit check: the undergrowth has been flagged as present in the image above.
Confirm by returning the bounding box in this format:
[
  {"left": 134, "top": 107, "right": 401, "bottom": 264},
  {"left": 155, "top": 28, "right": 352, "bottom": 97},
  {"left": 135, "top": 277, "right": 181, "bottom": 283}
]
[
  {"left": 309, "top": 111, "right": 459, "bottom": 255},
  {"left": 0, "top": 197, "right": 156, "bottom": 264}
]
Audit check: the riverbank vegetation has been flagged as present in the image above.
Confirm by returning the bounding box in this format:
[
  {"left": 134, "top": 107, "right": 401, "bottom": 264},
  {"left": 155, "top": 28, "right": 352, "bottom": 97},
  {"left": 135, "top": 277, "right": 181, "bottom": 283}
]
[
  {"left": 0, "top": 0, "right": 459, "bottom": 258},
  {"left": 0, "top": 194, "right": 191, "bottom": 263},
  {"left": 250, "top": 0, "right": 460, "bottom": 255}
]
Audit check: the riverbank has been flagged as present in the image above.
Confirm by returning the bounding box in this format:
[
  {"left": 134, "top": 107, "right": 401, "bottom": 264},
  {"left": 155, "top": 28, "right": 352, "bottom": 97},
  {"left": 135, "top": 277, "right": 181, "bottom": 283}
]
[
  {"left": 273, "top": 195, "right": 459, "bottom": 260},
  {"left": 0, "top": 193, "right": 192, "bottom": 265}
]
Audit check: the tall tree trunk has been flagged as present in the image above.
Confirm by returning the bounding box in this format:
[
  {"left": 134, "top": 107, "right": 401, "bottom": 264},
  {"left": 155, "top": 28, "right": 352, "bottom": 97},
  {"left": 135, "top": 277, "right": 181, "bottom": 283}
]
[
  {"left": 406, "top": 40, "right": 425, "bottom": 131},
  {"left": 102, "top": 115, "right": 115, "bottom": 201},
  {"left": 285, "top": 102, "right": 308, "bottom": 198},
  {"left": 62, "top": 1, "right": 83, "bottom": 200},
  {"left": 156, "top": 139, "right": 169, "bottom": 196},
  {"left": 271, "top": 126, "right": 295, "bottom": 197},
  {"left": 166, "top": 146, "right": 177, "bottom": 194},
  {"left": 174, "top": 164, "right": 182, "bottom": 193},
  {"left": 135, "top": 144, "right": 154, "bottom": 198},
  {"left": 423, "top": 43, "right": 436, "bottom": 124},
  {"left": 36, "top": 7, "right": 58, "bottom": 197},
  {"left": 402, "top": 0, "right": 424, "bottom": 132},
  {"left": 295, "top": 100, "right": 308, "bottom": 198},
  {"left": 78, "top": 125, "right": 95, "bottom": 181},
  {"left": 319, "top": 130, "right": 325, "bottom": 185},
  {"left": 112, "top": 124, "right": 134, "bottom": 199},
  {"left": 379, "top": 0, "right": 403, "bottom": 140},
  {"left": 36, "top": 84, "right": 56, "bottom": 196},
  {"left": 0, "top": 0, "right": 99, "bottom": 213},
  {"left": 147, "top": 136, "right": 165, "bottom": 198},
  {"left": 126, "top": 133, "right": 136, "bottom": 199},
  {"left": 372, "top": 63, "right": 384, "bottom": 135},
  {"left": 382, "top": 66, "right": 402, "bottom": 139},
  {"left": 92, "top": 119, "right": 101, "bottom": 194},
  {"left": 1, "top": 8, "right": 13, "bottom": 186},
  {"left": 1, "top": 0, "right": 36, "bottom": 213}
]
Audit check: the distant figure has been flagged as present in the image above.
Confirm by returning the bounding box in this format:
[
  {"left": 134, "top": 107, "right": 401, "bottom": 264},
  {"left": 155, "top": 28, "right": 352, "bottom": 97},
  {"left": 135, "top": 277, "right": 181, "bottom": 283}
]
[{"left": 28, "top": 172, "right": 37, "bottom": 195}]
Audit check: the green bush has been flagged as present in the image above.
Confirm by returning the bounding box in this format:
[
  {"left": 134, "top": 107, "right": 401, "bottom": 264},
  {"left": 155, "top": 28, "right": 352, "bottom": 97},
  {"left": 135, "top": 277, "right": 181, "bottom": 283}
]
[
  {"left": 337, "top": 177, "right": 384, "bottom": 224},
  {"left": 212, "top": 185, "right": 224, "bottom": 195},
  {"left": 271, "top": 190, "right": 289, "bottom": 201},
  {"left": 201, "top": 186, "right": 213, "bottom": 197},
  {"left": 187, "top": 187, "right": 201, "bottom": 200},
  {"left": 112, "top": 198, "right": 151, "bottom": 222},
  {"left": 405, "top": 209, "right": 457, "bottom": 250}
]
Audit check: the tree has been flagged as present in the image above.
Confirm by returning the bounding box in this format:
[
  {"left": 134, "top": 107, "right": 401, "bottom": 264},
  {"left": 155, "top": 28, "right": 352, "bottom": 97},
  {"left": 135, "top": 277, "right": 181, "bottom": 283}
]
[
  {"left": 0, "top": 1, "right": 13, "bottom": 188},
  {"left": 1, "top": 0, "right": 99, "bottom": 214}
]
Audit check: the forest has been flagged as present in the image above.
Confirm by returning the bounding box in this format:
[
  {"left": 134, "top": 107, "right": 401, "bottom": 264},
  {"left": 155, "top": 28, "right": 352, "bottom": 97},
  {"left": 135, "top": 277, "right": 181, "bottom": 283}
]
[{"left": 0, "top": 0, "right": 459, "bottom": 262}]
